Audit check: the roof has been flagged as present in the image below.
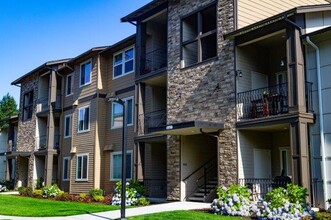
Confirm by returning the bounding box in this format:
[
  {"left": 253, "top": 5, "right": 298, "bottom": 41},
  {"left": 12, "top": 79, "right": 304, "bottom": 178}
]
[
  {"left": 302, "top": 25, "right": 331, "bottom": 38},
  {"left": 11, "top": 58, "right": 71, "bottom": 85},
  {"left": 100, "top": 34, "right": 136, "bottom": 56},
  {"left": 66, "top": 46, "right": 108, "bottom": 65},
  {"left": 225, "top": 4, "right": 331, "bottom": 40},
  {"left": 121, "top": 0, "right": 167, "bottom": 22}
]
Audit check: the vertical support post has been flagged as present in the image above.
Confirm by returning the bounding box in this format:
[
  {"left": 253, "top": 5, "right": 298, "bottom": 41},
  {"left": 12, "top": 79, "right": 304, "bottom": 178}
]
[{"left": 120, "top": 100, "right": 128, "bottom": 220}]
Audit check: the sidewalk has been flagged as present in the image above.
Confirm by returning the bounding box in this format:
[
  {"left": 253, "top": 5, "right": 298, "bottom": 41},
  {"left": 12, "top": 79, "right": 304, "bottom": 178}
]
[{"left": 0, "top": 201, "right": 211, "bottom": 220}]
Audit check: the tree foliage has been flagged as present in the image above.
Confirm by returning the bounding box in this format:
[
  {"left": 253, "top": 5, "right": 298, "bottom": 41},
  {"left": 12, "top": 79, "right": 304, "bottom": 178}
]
[{"left": 0, "top": 93, "right": 19, "bottom": 129}]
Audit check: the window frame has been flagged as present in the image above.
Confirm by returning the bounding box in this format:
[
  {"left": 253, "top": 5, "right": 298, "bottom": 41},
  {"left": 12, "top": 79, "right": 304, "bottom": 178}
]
[
  {"left": 62, "top": 156, "right": 70, "bottom": 181},
  {"left": 77, "top": 105, "right": 90, "bottom": 133},
  {"left": 64, "top": 114, "right": 72, "bottom": 138},
  {"left": 113, "top": 46, "right": 135, "bottom": 79},
  {"left": 110, "top": 150, "right": 133, "bottom": 181},
  {"left": 23, "top": 90, "right": 34, "bottom": 121},
  {"left": 66, "top": 74, "right": 73, "bottom": 96},
  {"left": 180, "top": 3, "right": 217, "bottom": 68},
  {"left": 79, "top": 59, "right": 92, "bottom": 87},
  {"left": 279, "top": 147, "right": 292, "bottom": 177},
  {"left": 111, "top": 96, "right": 134, "bottom": 129},
  {"left": 76, "top": 153, "right": 88, "bottom": 181}
]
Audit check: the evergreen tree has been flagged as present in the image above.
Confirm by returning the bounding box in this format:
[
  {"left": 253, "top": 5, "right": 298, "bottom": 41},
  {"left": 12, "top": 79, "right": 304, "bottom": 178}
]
[{"left": 0, "top": 93, "right": 19, "bottom": 129}]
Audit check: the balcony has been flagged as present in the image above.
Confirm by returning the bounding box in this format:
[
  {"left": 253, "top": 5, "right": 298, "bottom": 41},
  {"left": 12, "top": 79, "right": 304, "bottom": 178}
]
[
  {"left": 140, "top": 48, "right": 167, "bottom": 76},
  {"left": 36, "top": 94, "right": 62, "bottom": 113},
  {"left": 36, "top": 135, "right": 60, "bottom": 150},
  {"left": 237, "top": 82, "right": 313, "bottom": 120},
  {"left": 7, "top": 140, "right": 16, "bottom": 152},
  {"left": 138, "top": 109, "right": 167, "bottom": 135}
]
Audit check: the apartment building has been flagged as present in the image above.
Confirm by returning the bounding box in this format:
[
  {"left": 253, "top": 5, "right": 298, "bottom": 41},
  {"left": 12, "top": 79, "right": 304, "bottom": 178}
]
[
  {"left": 10, "top": 59, "right": 69, "bottom": 187},
  {"left": 120, "top": 0, "right": 329, "bottom": 203}
]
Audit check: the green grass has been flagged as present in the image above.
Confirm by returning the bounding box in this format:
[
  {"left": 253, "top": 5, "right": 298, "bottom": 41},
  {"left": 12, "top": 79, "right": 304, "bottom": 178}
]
[
  {"left": 0, "top": 195, "right": 119, "bottom": 217},
  {"left": 129, "top": 210, "right": 249, "bottom": 220}
]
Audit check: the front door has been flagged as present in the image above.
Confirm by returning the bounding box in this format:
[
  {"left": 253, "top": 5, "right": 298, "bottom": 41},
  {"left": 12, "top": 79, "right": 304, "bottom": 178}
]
[{"left": 254, "top": 149, "right": 271, "bottom": 179}]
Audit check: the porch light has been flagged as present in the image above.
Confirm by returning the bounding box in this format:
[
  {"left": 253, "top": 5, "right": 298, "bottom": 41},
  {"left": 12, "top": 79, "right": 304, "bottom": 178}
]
[
  {"left": 280, "top": 58, "right": 286, "bottom": 67},
  {"left": 236, "top": 70, "right": 243, "bottom": 77},
  {"left": 108, "top": 96, "right": 128, "bottom": 220}
]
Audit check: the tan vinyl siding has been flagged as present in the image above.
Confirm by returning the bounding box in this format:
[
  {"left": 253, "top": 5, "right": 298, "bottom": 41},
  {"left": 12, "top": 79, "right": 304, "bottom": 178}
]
[{"left": 238, "top": 0, "right": 329, "bottom": 28}]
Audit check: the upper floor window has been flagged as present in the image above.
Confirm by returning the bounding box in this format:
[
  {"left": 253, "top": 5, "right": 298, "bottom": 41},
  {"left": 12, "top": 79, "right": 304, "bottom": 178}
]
[
  {"left": 23, "top": 90, "right": 34, "bottom": 120},
  {"left": 181, "top": 4, "right": 217, "bottom": 68},
  {"left": 111, "top": 97, "right": 133, "bottom": 129},
  {"left": 66, "top": 74, "right": 73, "bottom": 96},
  {"left": 64, "top": 114, "right": 72, "bottom": 138},
  {"left": 80, "top": 60, "right": 92, "bottom": 87},
  {"left": 113, "top": 47, "right": 134, "bottom": 79},
  {"left": 78, "top": 106, "right": 90, "bottom": 132}
]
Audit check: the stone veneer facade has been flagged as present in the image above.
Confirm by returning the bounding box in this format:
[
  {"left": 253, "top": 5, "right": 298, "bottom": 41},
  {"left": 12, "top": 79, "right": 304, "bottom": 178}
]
[
  {"left": 16, "top": 73, "right": 39, "bottom": 187},
  {"left": 166, "top": 0, "right": 237, "bottom": 200}
]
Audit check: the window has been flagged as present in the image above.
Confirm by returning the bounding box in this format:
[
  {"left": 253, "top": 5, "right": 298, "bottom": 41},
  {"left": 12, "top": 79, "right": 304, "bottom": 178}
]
[
  {"left": 64, "top": 114, "right": 72, "bottom": 138},
  {"left": 23, "top": 91, "right": 34, "bottom": 120},
  {"left": 181, "top": 4, "right": 217, "bottom": 67},
  {"left": 76, "top": 154, "right": 88, "bottom": 181},
  {"left": 62, "top": 157, "right": 70, "bottom": 181},
  {"left": 66, "top": 74, "right": 73, "bottom": 96},
  {"left": 78, "top": 106, "right": 90, "bottom": 132},
  {"left": 110, "top": 151, "right": 132, "bottom": 181},
  {"left": 280, "top": 147, "right": 292, "bottom": 177},
  {"left": 113, "top": 47, "right": 134, "bottom": 78},
  {"left": 111, "top": 97, "right": 133, "bottom": 128},
  {"left": 80, "top": 60, "right": 92, "bottom": 87}
]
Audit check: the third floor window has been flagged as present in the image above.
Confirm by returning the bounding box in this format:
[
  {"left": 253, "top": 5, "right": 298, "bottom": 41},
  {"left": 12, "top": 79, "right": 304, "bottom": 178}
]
[
  {"left": 66, "top": 74, "right": 73, "bottom": 96},
  {"left": 23, "top": 90, "right": 33, "bottom": 121},
  {"left": 181, "top": 4, "right": 217, "bottom": 68},
  {"left": 113, "top": 47, "right": 134, "bottom": 79},
  {"left": 80, "top": 60, "right": 92, "bottom": 87}
]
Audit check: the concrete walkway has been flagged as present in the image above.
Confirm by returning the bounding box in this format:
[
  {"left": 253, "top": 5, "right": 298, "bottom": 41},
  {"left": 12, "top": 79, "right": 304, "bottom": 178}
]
[{"left": 0, "top": 201, "right": 211, "bottom": 220}]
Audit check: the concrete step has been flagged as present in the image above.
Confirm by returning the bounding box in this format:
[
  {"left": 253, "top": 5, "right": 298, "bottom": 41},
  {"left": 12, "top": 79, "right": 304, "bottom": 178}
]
[{"left": 188, "top": 196, "right": 205, "bottom": 202}]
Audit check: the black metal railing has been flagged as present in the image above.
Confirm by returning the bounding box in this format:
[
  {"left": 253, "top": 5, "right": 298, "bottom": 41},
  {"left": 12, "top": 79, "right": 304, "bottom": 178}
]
[
  {"left": 140, "top": 48, "right": 167, "bottom": 75},
  {"left": 138, "top": 109, "right": 167, "bottom": 134},
  {"left": 239, "top": 178, "right": 273, "bottom": 200},
  {"left": 37, "top": 134, "right": 60, "bottom": 150},
  {"left": 138, "top": 179, "right": 167, "bottom": 198},
  {"left": 237, "top": 83, "right": 288, "bottom": 120},
  {"left": 306, "top": 81, "right": 313, "bottom": 113},
  {"left": 37, "top": 94, "right": 62, "bottom": 113}
]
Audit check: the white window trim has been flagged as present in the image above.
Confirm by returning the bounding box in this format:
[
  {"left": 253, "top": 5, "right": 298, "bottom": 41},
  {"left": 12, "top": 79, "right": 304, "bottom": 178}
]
[
  {"left": 110, "top": 150, "right": 133, "bottom": 181},
  {"left": 79, "top": 59, "right": 92, "bottom": 88},
  {"left": 76, "top": 153, "right": 89, "bottom": 181},
  {"left": 64, "top": 114, "right": 72, "bottom": 138},
  {"left": 62, "top": 156, "right": 70, "bottom": 181},
  {"left": 111, "top": 96, "right": 134, "bottom": 129},
  {"left": 66, "top": 74, "right": 74, "bottom": 97},
  {"left": 279, "top": 147, "right": 292, "bottom": 177},
  {"left": 77, "top": 105, "right": 90, "bottom": 133},
  {"left": 113, "top": 46, "right": 135, "bottom": 79}
]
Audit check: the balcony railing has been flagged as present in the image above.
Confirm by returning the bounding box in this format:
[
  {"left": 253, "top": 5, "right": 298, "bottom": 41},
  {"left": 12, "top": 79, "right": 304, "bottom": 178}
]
[
  {"left": 239, "top": 178, "right": 273, "bottom": 200},
  {"left": 138, "top": 109, "right": 167, "bottom": 135},
  {"left": 36, "top": 134, "right": 60, "bottom": 150},
  {"left": 140, "top": 48, "right": 167, "bottom": 75},
  {"left": 36, "top": 94, "right": 62, "bottom": 113}
]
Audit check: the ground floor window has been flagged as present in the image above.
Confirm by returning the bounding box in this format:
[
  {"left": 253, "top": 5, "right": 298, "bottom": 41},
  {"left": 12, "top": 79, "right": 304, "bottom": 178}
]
[
  {"left": 110, "top": 150, "right": 132, "bottom": 181},
  {"left": 76, "top": 154, "right": 88, "bottom": 181},
  {"left": 62, "top": 157, "right": 70, "bottom": 181}
]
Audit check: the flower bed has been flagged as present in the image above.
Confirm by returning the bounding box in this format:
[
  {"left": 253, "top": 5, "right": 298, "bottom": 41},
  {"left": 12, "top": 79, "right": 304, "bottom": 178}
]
[{"left": 211, "top": 184, "right": 315, "bottom": 220}]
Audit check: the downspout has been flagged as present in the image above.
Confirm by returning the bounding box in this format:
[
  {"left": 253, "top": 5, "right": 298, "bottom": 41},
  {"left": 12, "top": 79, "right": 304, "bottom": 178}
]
[{"left": 306, "top": 36, "right": 328, "bottom": 209}]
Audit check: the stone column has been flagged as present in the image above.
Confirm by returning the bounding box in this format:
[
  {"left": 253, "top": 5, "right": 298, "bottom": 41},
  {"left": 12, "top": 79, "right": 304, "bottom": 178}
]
[
  {"left": 290, "top": 120, "right": 311, "bottom": 202},
  {"left": 167, "top": 135, "right": 181, "bottom": 201}
]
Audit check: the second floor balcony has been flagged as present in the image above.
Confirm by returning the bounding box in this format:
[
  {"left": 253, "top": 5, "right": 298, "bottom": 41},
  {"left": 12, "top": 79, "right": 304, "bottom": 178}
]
[
  {"left": 36, "top": 94, "right": 62, "bottom": 114},
  {"left": 138, "top": 109, "right": 167, "bottom": 135},
  {"left": 36, "top": 135, "right": 60, "bottom": 150},
  {"left": 237, "top": 82, "right": 313, "bottom": 120}
]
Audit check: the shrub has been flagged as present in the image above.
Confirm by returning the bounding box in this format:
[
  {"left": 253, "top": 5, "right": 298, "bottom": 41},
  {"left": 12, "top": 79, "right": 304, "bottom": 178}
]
[
  {"left": 42, "top": 184, "right": 60, "bottom": 198},
  {"left": 89, "top": 188, "right": 104, "bottom": 201},
  {"left": 18, "top": 186, "right": 33, "bottom": 196},
  {"left": 33, "top": 189, "right": 43, "bottom": 197},
  {"left": 138, "top": 197, "right": 150, "bottom": 206},
  {"left": 79, "top": 193, "right": 92, "bottom": 203},
  {"left": 93, "top": 195, "right": 105, "bottom": 202},
  {"left": 0, "top": 180, "right": 14, "bottom": 190},
  {"left": 18, "top": 186, "right": 26, "bottom": 195},
  {"left": 0, "top": 184, "right": 7, "bottom": 192},
  {"left": 104, "top": 194, "right": 112, "bottom": 204},
  {"left": 55, "top": 192, "right": 70, "bottom": 201},
  {"left": 111, "top": 180, "right": 148, "bottom": 206}
]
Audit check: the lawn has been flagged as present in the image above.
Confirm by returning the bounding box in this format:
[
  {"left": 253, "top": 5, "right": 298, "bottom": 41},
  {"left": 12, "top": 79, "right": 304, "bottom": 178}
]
[
  {"left": 129, "top": 210, "right": 249, "bottom": 220},
  {"left": 0, "top": 195, "right": 119, "bottom": 217}
]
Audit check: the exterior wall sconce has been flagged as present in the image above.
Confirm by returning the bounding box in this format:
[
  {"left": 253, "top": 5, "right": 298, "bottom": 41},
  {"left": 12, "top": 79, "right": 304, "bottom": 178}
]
[
  {"left": 280, "top": 58, "right": 286, "bottom": 67},
  {"left": 236, "top": 70, "right": 243, "bottom": 77}
]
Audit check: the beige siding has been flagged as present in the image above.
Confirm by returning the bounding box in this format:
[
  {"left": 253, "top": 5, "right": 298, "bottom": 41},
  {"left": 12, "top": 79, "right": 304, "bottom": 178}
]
[{"left": 238, "top": 0, "right": 329, "bottom": 28}]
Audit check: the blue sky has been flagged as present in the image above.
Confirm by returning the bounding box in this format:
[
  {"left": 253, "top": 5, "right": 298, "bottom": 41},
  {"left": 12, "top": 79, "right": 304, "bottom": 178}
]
[{"left": 0, "top": 0, "right": 150, "bottom": 103}]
